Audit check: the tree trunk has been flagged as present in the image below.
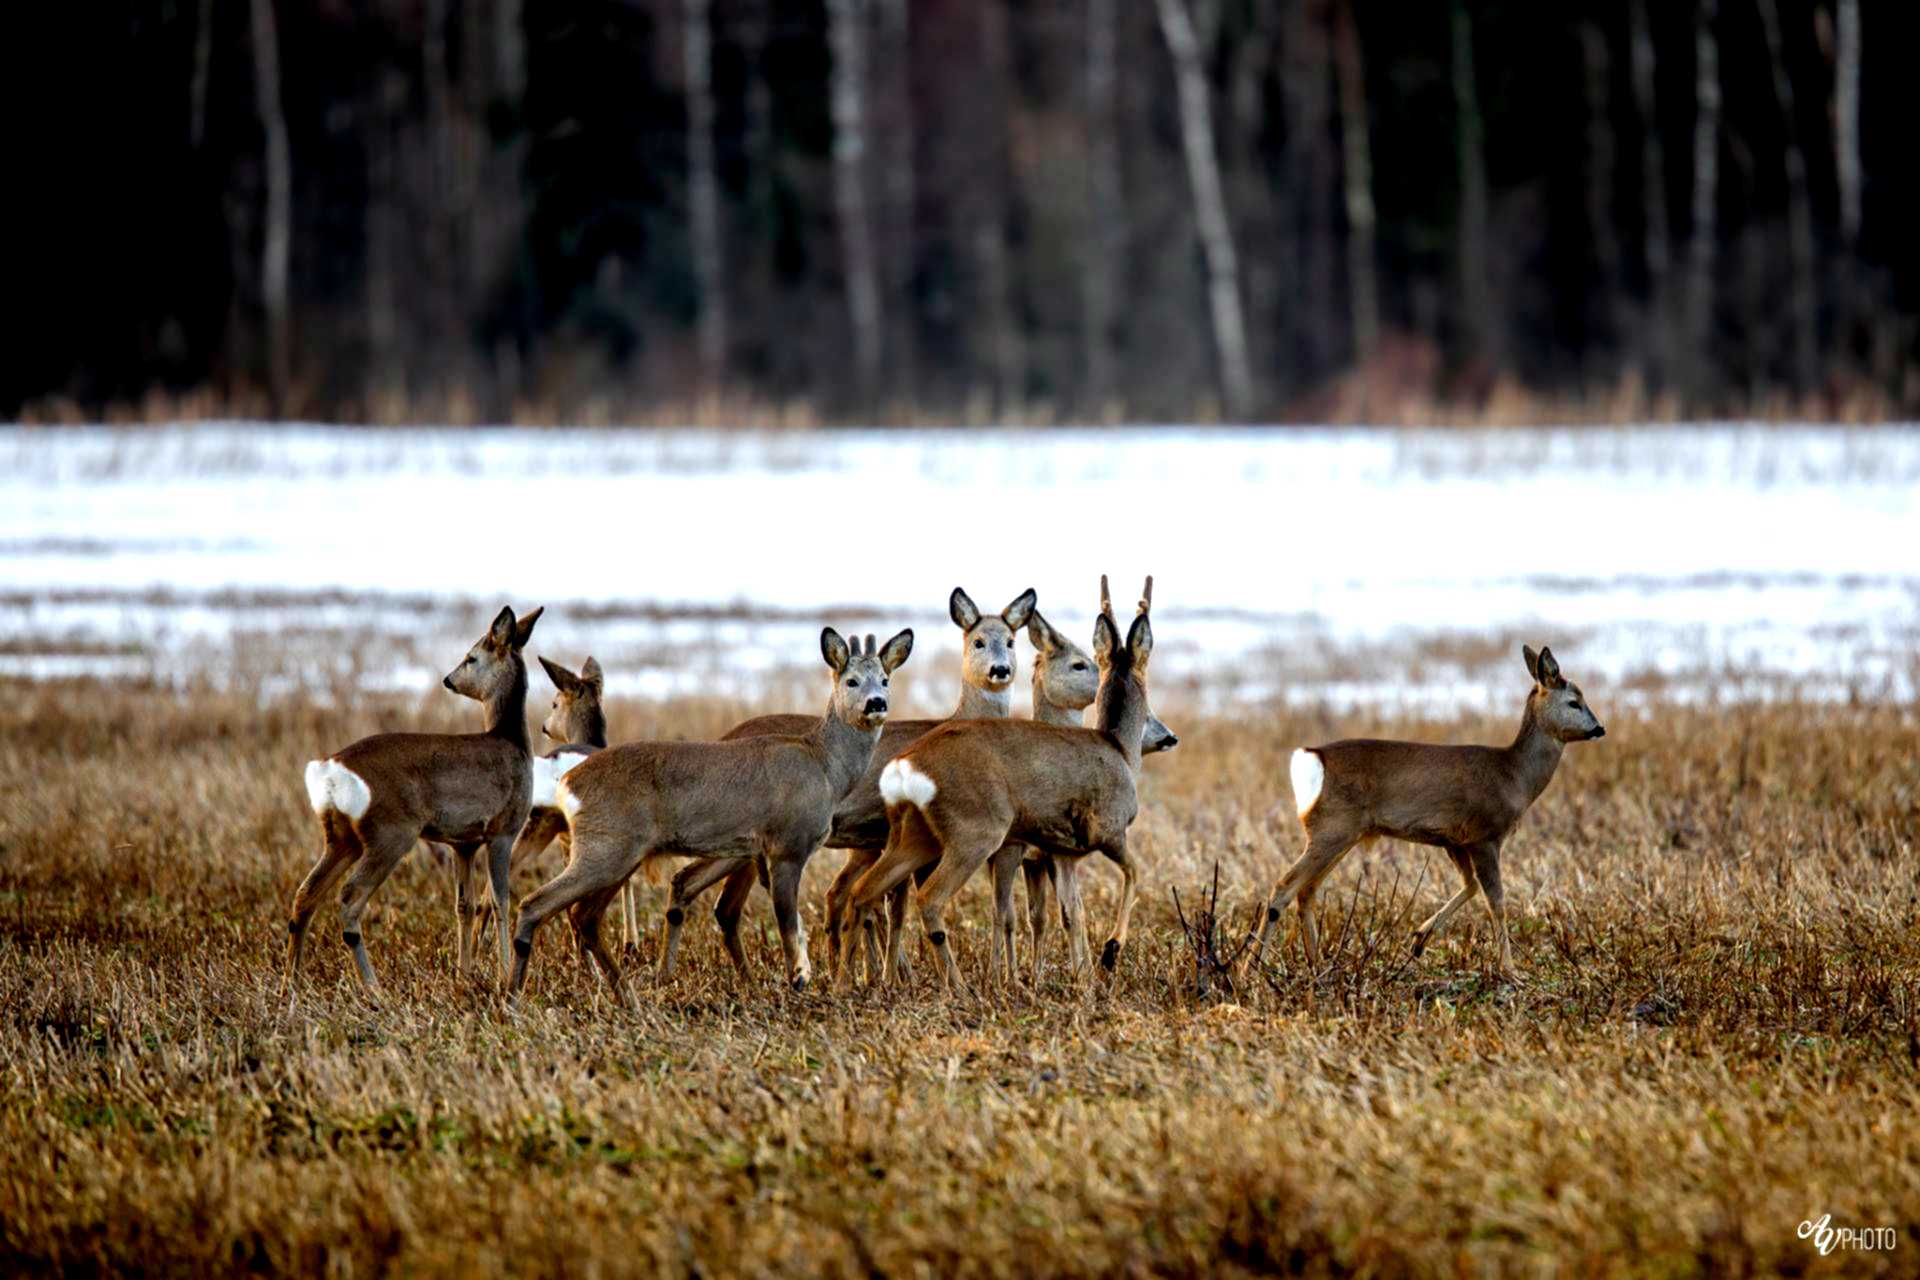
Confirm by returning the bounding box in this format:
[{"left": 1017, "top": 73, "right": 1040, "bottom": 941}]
[
  {"left": 1331, "top": 0, "right": 1377, "bottom": 364},
  {"left": 826, "top": 0, "right": 883, "bottom": 406},
  {"left": 1754, "top": 0, "right": 1817, "bottom": 391},
  {"left": 683, "top": 0, "right": 727, "bottom": 389},
  {"left": 1283, "top": 0, "right": 1337, "bottom": 379},
  {"left": 1684, "top": 0, "right": 1720, "bottom": 400},
  {"left": 976, "top": 0, "right": 1020, "bottom": 414},
  {"left": 365, "top": 72, "right": 406, "bottom": 410},
  {"left": 1081, "top": 0, "right": 1124, "bottom": 413},
  {"left": 1627, "top": 0, "right": 1671, "bottom": 385},
  {"left": 876, "top": 0, "right": 916, "bottom": 403},
  {"left": 190, "top": 0, "right": 214, "bottom": 150},
  {"left": 1154, "top": 0, "right": 1253, "bottom": 419},
  {"left": 1579, "top": 21, "right": 1628, "bottom": 364},
  {"left": 247, "top": 0, "right": 292, "bottom": 411},
  {"left": 490, "top": 0, "right": 529, "bottom": 407},
  {"left": 1451, "top": 1, "right": 1493, "bottom": 368},
  {"left": 1833, "top": 0, "right": 1861, "bottom": 246}
]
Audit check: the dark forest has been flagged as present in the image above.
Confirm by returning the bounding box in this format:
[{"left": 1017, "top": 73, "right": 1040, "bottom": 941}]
[{"left": 13, "top": 0, "right": 1915, "bottom": 423}]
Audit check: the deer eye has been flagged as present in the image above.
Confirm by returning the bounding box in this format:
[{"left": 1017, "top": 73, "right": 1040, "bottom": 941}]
[
  {"left": 973, "top": 639, "right": 984, "bottom": 649},
  {"left": 1072, "top": 662, "right": 1087, "bottom": 671},
  {"left": 846, "top": 678, "right": 858, "bottom": 688},
  {"left": 882, "top": 678, "right": 889, "bottom": 687}
]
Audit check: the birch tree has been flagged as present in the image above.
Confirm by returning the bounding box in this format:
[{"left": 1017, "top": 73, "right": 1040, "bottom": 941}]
[
  {"left": 1452, "top": 1, "right": 1492, "bottom": 365},
  {"left": 1081, "top": 0, "right": 1124, "bottom": 411},
  {"left": 1627, "top": 0, "right": 1671, "bottom": 383},
  {"left": 1155, "top": 0, "right": 1252, "bottom": 419},
  {"left": 248, "top": 0, "right": 292, "bottom": 408},
  {"left": 1685, "top": 0, "right": 1720, "bottom": 394},
  {"left": 826, "top": 0, "right": 883, "bottom": 403},
  {"left": 684, "top": 0, "right": 727, "bottom": 387},
  {"left": 1332, "top": 0, "right": 1378, "bottom": 363},
  {"left": 1754, "top": 0, "right": 1817, "bottom": 390}
]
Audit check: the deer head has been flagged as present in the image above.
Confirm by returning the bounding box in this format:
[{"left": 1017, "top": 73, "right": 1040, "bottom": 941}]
[
  {"left": 537, "top": 655, "right": 606, "bottom": 745},
  {"left": 823, "top": 627, "right": 914, "bottom": 731},
  {"left": 1091, "top": 575, "right": 1156, "bottom": 757},
  {"left": 951, "top": 586, "right": 1036, "bottom": 693},
  {"left": 444, "top": 606, "right": 542, "bottom": 703},
  {"left": 1026, "top": 608, "right": 1098, "bottom": 714},
  {"left": 1523, "top": 644, "right": 1606, "bottom": 742}
]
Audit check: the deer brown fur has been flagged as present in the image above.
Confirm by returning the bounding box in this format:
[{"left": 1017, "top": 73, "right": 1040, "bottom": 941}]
[
  {"left": 1246, "top": 644, "right": 1606, "bottom": 978},
  {"left": 507, "top": 627, "right": 913, "bottom": 1002},
  {"left": 284, "top": 604, "right": 543, "bottom": 1006},
  {"left": 838, "top": 577, "right": 1162, "bottom": 994}
]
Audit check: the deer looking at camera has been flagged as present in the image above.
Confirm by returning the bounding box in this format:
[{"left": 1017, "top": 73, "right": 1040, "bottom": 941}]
[
  {"left": 839, "top": 576, "right": 1163, "bottom": 995},
  {"left": 285, "top": 605, "right": 543, "bottom": 1006},
  {"left": 464, "top": 656, "right": 623, "bottom": 954},
  {"left": 508, "top": 627, "right": 913, "bottom": 1003},
  {"left": 658, "top": 587, "right": 1035, "bottom": 983},
  {"left": 1245, "top": 644, "right": 1606, "bottom": 979}
]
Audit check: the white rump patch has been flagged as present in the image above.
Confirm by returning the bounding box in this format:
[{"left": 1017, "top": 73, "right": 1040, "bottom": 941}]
[
  {"left": 879, "top": 757, "right": 938, "bottom": 809},
  {"left": 555, "top": 776, "right": 583, "bottom": 820},
  {"left": 1289, "top": 749, "right": 1324, "bottom": 820},
  {"left": 532, "top": 750, "right": 590, "bottom": 809},
  {"left": 304, "top": 758, "right": 372, "bottom": 820}
]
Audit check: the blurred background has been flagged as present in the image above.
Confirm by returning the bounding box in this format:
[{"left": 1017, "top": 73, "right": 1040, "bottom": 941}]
[{"left": 13, "top": 0, "right": 1918, "bottom": 425}]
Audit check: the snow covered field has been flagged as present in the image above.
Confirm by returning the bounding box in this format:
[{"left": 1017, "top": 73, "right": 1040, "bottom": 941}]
[{"left": 2, "top": 423, "right": 1915, "bottom": 712}]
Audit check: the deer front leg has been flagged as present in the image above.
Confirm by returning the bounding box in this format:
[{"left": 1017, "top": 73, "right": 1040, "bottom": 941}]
[
  {"left": 448, "top": 842, "right": 479, "bottom": 974},
  {"left": 821, "top": 848, "right": 874, "bottom": 981},
  {"left": 766, "top": 852, "right": 812, "bottom": 990},
  {"left": 1022, "top": 856, "right": 1052, "bottom": 985},
  {"left": 988, "top": 844, "right": 1025, "bottom": 986},
  {"left": 660, "top": 857, "right": 738, "bottom": 978},
  {"left": 1097, "top": 841, "right": 1139, "bottom": 973},
  {"left": 1411, "top": 846, "right": 1480, "bottom": 960},
  {"left": 1466, "top": 841, "right": 1514, "bottom": 979},
  {"left": 570, "top": 884, "right": 630, "bottom": 1010},
  {"left": 484, "top": 832, "right": 518, "bottom": 982}
]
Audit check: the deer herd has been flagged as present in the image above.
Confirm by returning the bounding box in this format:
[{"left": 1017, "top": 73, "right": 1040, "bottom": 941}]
[{"left": 285, "top": 578, "right": 1607, "bottom": 1012}]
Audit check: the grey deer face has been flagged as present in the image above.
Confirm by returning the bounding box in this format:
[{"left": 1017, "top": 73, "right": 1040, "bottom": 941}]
[
  {"left": 823, "top": 627, "right": 914, "bottom": 731},
  {"left": 538, "top": 655, "right": 604, "bottom": 742},
  {"left": 951, "top": 586, "right": 1036, "bottom": 693},
  {"left": 1523, "top": 644, "right": 1606, "bottom": 743},
  {"left": 444, "top": 605, "right": 542, "bottom": 703},
  {"left": 1026, "top": 608, "right": 1098, "bottom": 713}
]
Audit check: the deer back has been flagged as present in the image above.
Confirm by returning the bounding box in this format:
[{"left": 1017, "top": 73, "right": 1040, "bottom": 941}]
[{"left": 320, "top": 730, "right": 532, "bottom": 844}]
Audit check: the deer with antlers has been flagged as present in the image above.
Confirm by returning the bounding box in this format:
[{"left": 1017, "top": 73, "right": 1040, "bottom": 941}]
[
  {"left": 285, "top": 605, "right": 543, "bottom": 1006},
  {"left": 837, "top": 576, "right": 1163, "bottom": 994},
  {"left": 1245, "top": 644, "right": 1606, "bottom": 979},
  {"left": 508, "top": 627, "right": 913, "bottom": 1003},
  {"left": 656, "top": 587, "right": 1035, "bottom": 984}
]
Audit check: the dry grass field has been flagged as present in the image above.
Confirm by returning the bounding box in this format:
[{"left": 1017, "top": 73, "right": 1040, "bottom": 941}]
[{"left": 2, "top": 677, "right": 1917, "bottom": 1276}]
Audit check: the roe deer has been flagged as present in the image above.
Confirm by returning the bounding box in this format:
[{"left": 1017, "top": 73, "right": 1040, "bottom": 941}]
[
  {"left": 658, "top": 586, "right": 1035, "bottom": 983},
  {"left": 985, "top": 606, "right": 1180, "bottom": 984},
  {"left": 839, "top": 576, "right": 1163, "bottom": 994},
  {"left": 464, "top": 655, "right": 617, "bottom": 954},
  {"left": 508, "top": 627, "right": 913, "bottom": 1002},
  {"left": 1245, "top": 644, "right": 1606, "bottom": 979},
  {"left": 285, "top": 605, "right": 543, "bottom": 1005}
]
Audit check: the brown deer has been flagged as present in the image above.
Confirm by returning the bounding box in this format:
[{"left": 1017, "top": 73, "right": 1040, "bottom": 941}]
[
  {"left": 507, "top": 627, "right": 913, "bottom": 1003},
  {"left": 463, "top": 655, "right": 616, "bottom": 954},
  {"left": 838, "top": 576, "right": 1163, "bottom": 994},
  {"left": 657, "top": 586, "right": 1035, "bottom": 983},
  {"left": 285, "top": 605, "right": 543, "bottom": 1006},
  {"left": 1245, "top": 645, "right": 1606, "bottom": 979}
]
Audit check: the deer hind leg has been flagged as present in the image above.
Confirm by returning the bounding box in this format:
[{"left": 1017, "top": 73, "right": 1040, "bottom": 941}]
[
  {"left": 821, "top": 848, "right": 875, "bottom": 981},
  {"left": 567, "top": 884, "right": 632, "bottom": 1010},
  {"left": 1247, "top": 824, "right": 1363, "bottom": 972},
  {"left": 659, "top": 856, "right": 739, "bottom": 978},
  {"left": 913, "top": 827, "right": 1007, "bottom": 998},
  {"left": 335, "top": 824, "right": 417, "bottom": 996},
  {"left": 1022, "top": 857, "right": 1052, "bottom": 985},
  {"left": 1466, "top": 842, "right": 1513, "bottom": 978},
  {"left": 510, "top": 827, "right": 644, "bottom": 999},
  {"left": 1051, "top": 858, "right": 1090, "bottom": 974},
  {"left": 285, "top": 812, "right": 361, "bottom": 1006},
  {"left": 838, "top": 817, "right": 938, "bottom": 991},
  {"left": 447, "top": 842, "right": 481, "bottom": 974},
  {"left": 883, "top": 864, "right": 931, "bottom": 985},
  {"left": 1411, "top": 846, "right": 1481, "bottom": 960},
  {"left": 988, "top": 844, "right": 1025, "bottom": 986},
  {"left": 712, "top": 860, "right": 758, "bottom": 978}
]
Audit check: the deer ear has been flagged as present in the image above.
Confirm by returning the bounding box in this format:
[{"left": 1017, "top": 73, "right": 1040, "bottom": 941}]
[
  {"left": 1092, "top": 610, "right": 1120, "bottom": 665},
  {"left": 579, "top": 656, "right": 604, "bottom": 694},
  {"left": 1534, "top": 645, "right": 1564, "bottom": 688},
  {"left": 878, "top": 627, "right": 914, "bottom": 673},
  {"left": 1026, "top": 609, "right": 1061, "bottom": 655},
  {"left": 511, "top": 606, "right": 544, "bottom": 650},
  {"left": 1522, "top": 644, "right": 1541, "bottom": 683},
  {"left": 1001, "top": 588, "right": 1037, "bottom": 630},
  {"left": 949, "top": 587, "right": 981, "bottom": 631},
  {"left": 489, "top": 606, "right": 517, "bottom": 647},
  {"left": 538, "top": 655, "right": 577, "bottom": 693},
  {"left": 821, "top": 627, "right": 851, "bottom": 673},
  {"left": 1126, "top": 610, "right": 1153, "bottom": 668}
]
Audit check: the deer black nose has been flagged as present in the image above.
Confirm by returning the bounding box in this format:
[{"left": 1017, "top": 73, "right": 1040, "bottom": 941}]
[
  {"left": 864, "top": 697, "right": 888, "bottom": 715},
  {"left": 1162, "top": 733, "right": 1179, "bottom": 749},
  {"left": 442, "top": 676, "right": 455, "bottom": 691},
  {"left": 989, "top": 664, "right": 1011, "bottom": 681},
  {"left": 1590, "top": 725, "right": 1607, "bottom": 739}
]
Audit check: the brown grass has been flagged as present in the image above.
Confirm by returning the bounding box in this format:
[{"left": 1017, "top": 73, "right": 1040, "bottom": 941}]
[{"left": 2, "top": 679, "right": 1917, "bottom": 1275}]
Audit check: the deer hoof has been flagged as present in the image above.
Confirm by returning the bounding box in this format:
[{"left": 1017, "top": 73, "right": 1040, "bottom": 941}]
[
  {"left": 1099, "top": 939, "right": 1121, "bottom": 971},
  {"left": 1410, "top": 931, "right": 1428, "bottom": 958}
]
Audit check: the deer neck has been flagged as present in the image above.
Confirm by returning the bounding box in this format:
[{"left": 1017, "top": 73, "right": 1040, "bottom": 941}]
[
  {"left": 810, "top": 708, "right": 882, "bottom": 797},
  {"left": 1505, "top": 699, "right": 1566, "bottom": 804},
  {"left": 1094, "top": 674, "right": 1147, "bottom": 773},
  {"left": 572, "top": 706, "right": 609, "bottom": 750},
  {"left": 953, "top": 681, "right": 1013, "bottom": 721},
  {"left": 482, "top": 659, "right": 532, "bottom": 755}
]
